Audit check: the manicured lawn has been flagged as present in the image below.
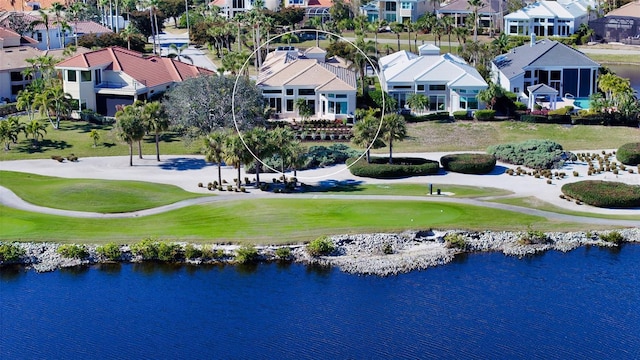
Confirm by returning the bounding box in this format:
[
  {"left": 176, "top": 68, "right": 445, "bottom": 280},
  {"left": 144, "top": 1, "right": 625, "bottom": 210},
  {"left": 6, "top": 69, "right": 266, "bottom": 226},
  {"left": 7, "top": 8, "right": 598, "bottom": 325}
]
[
  {"left": 491, "top": 196, "right": 640, "bottom": 221},
  {"left": 397, "top": 121, "right": 640, "bottom": 152},
  {"left": 0, "top": 198, "right": 594, "bottom": 244},
  {"left": 0, "top": 171, "right": 209, "bottom": 213},
  {"left": 304, "top": 183, "right": 512, "bottom": 198},
  {"left": 0, "top": 117, "right": 201, "bottom": 161}
]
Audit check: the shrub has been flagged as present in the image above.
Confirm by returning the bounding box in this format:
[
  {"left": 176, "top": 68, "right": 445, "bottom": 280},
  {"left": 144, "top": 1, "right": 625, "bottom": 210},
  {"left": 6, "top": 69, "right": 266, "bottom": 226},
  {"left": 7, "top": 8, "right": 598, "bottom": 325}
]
[
  {"left": 474, "top": 109, "right": 496, "bottom": 121},
  {"left": 616, "top": 143, "right": 640, "bottom": 165},
  {"left": 184, "top": 244, "right": 203, "bottom": 259},
  {"left": 561, "top": 181, "right": 640, "bottom": 208},
  {"left": 347, "top": 156, "right": 439, "bottom": 178},
  {"left": 96, "top": 242, "right": 122, "bottom": 261},
  {"left": 514, "top": 101, "right": 527, "bottom": 111},
  {"left": 404, "top": 111, "right": 451, "bottom": 123},
  {"left": 156, "top": 242, "right": 182, "bottom": 262},
  {"left": 487, "top": 139, "right": 570, "bottom": 170},
  {"left": 440, "top": 153, "right": 496, "bottom": 174},
  {"left": 453, "top": 110, "right": 470, "bottom": 120},
  {"left": 444, "top": 233, "right": 468, "bottom": 250},
  {"left": 0, "top": 243, "right": 25, "bottom": 262},
  {"left": 307, "top": 236, "right": 335, "bottom": 256},
  {"left": 599, "top": 231, "right": 624, "bottom": 244},
  {"left": 275, "top": 247, "right": 292, "bottom": 259},
  {"left": 51, "top": 155, "right": 64, "bottom": 162},
  {"left": 57, "top": 244, "right": 89, "bottom": 259},
  {"left": 382, "top": 243, "right": 394, "bottom": 254},
  {"left": 235, "top": 244, "right": 259, "bottom": 264},
  {"left": 519, "top": 229, "right": 549, "bottom": 245}
]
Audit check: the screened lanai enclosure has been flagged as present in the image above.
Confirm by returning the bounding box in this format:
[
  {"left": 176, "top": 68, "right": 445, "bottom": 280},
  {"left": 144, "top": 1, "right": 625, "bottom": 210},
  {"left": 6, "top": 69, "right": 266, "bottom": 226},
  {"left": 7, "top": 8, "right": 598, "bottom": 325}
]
[{"left": 589, "top": 16, "right": 640, "bottom": 43}]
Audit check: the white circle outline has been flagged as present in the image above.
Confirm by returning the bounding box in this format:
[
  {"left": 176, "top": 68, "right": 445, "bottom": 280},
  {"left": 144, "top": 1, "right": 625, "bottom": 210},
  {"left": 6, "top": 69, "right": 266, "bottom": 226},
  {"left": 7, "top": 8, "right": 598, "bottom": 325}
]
[{"left": 231, "top": 29, "right": 386, "bottom": 181}]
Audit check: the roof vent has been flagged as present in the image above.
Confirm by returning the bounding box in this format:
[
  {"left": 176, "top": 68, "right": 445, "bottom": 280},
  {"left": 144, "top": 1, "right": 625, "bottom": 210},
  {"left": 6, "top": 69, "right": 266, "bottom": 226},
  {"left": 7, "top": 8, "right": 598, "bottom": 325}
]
[{"left": 530, "top": 33, "right": 536, "bottom": 46}]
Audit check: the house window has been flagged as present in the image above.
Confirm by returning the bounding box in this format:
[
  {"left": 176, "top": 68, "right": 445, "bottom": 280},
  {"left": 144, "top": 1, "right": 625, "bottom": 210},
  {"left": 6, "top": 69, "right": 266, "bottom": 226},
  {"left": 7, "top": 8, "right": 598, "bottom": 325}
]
[
  {"left": 417, "top": 84, "right": 425, "bottom": 91},
  {"left": 286, "top": 89, "right": 293, "bottom": 95},
  {"left": 267, "top": 98, "right": 282, "bottom": 113},
  {"left": 429, "top": 84, "right": 446, "bottom": 91},
  {"left": 429, "top": 95, "right": 446, "bottom": 111},
  {"left": 385, "top": 2, "right": 396, "bottom": 11},
  {"left": 459, "top": 96, "right": 478, "bottom": 110},
  {"left": 298, "top": 89, "right": 315, "bottom": 96},
  {"left": 401, "top": 2, "right": 413, "bottom": 9},
  {"left": 11, "top": 84, "right": 24, "bottom": 95},
  {"left": 286, "top": 99, "right": 294, "bottom": 112},
  {"left": 393, "top": 85, "right": 412, "bottom": 89},
  {"left": 94, "top": 69, "right": 101, "bottom": 85},
  {"left": 524, "top": 81, "right": 531, "bottom": 89},
  {"left": 10, "top": 72, "right": 23, "bottom": 81},
  {"left": 524, "top": 70, "right": 531, "bottom": 78},
  {"left": 80, "top": 70, "right": 91, "bottom": 82},
  {"left": 36, "top": 32, "right": 43, "bottom": 42},
  {"left": 263, "top": 89, "right": 282, "bottom": 94},
  {"left": 67, "top": 70, "right": 77, "bottom": 82},
  {"left": 513, "top": 87, "right": 520, "bottom": 93},
  {"left": 550, "top": 71, "right": 561, "bottom": 81},
  {"left": 232, "top": 0, "right": 245, "bottom": 8},
  {"left": 288, "top": 0, "right": 304, "bottom": 4},
  {"left": 385, "top": 14, "right": 397, "bottom": 22}
]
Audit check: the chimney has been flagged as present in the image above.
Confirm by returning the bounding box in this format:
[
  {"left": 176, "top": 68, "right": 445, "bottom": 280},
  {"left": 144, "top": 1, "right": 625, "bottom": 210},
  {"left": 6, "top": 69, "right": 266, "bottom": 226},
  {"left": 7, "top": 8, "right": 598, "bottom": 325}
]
[{"left": 530, "top": 33, "right": 536, "bottom": 46}]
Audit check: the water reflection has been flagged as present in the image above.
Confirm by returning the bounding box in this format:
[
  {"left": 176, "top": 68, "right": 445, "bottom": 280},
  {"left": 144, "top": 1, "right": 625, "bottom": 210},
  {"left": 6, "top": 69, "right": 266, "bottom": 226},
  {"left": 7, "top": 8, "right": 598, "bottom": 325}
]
[
  {"left": 0, "top": 265, "right": 25, "bottom": 281},
  {"left": 95, "top": 263, "right": 122, "bottom": 274},
  {"left": 235, "top": 262, "right": 259, "bottom": 275},
  {"left": 305, "top": 263, "right": 333, "bottom": 277},
  {"left": 59, "top": 265, "right": 90, "bottom": 276}
]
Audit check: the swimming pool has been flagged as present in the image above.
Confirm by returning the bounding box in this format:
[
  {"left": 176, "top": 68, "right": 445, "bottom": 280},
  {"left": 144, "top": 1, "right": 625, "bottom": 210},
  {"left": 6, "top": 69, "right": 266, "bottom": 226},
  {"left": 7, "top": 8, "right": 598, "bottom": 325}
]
[{"left": 573, "top": 97, "right": 590, "bottom": 109}]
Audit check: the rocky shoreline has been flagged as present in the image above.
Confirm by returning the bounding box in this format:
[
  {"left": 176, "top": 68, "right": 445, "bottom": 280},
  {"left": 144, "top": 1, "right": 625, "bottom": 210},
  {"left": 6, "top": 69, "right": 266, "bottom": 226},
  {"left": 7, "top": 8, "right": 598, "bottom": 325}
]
[{"left": 2, "top": 228, "right": 640, "bottom": 276}]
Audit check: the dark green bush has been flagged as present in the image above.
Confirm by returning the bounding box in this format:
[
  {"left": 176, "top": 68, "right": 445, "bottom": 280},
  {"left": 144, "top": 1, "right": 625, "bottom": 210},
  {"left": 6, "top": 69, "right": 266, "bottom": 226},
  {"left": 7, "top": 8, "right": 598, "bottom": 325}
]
[
  {"left": 96, "top": 242, "right": 122, "bottom": 261},
  {"left": 453, "top": 110, "right": 470, "bottom": 120},
  {"left": 487, "top": 139, "right": 570, "bottom": 169},
  {"left": 184, "top": 244, "right": 203, "bottom": 260},
  {"left": 157, "top": 242, "right": 182, "bottom": 262},
  {"left": 235, "top": 244, "right": 259, "bottom": 264},
  {"left": 57, "top": 244, "right": 89, "bottom": 259},
  {"left": 0, "top": 243, "right": 25, "bottom": 262},
  {"left": 404, "top": 111, "right": 451, "bottom": 123},
  {"left": 561, "top": 181, "right": 640, "bottom": 208},
  {"left": 518, "top": 229, "right": 549, "bottom": 245},
  {"left": 275, "top": 247, "right": 292, "bottom": 259},
  {"left": 440, "top": 153, "right": 496, "bottom": 174},
  {"left": 520, "top": 115, "right": 547, "bottom": 123},
  {"left": 514, "top": 101, "right": 527, "bottom": 111},
  {"left": 474, "top": 109, "right": 496, "bottom": 121},
  {"left": 347, "top": 156, "right": 439, "bottom": 178},
  {"left": 599, "top": 231, "right": 624, "bottom": 244},
  {"left": 444, "top": 233, "right": 468, "bottom": 250},
  {"left": 616, "top": 143, "right": 640, "bottom": 165},
  {"left": 130, "top": 238, "right": 181, "bottom": 261},
  {"left": 307, "top": 236, "right": 335, "bottom": 256}
]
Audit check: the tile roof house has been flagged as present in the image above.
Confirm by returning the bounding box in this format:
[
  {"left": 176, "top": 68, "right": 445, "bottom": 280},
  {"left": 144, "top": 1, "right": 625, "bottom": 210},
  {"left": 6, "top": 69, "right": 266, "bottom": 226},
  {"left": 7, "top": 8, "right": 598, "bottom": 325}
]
[
  {"left": 0, "top": 26, "right": 40, "bottom": 102},
  {"left": 503, "top": 0, "right": 595, "bottom": 37},
  {"left": 55, "top": 46, "right": 215, "bottom": 116},
  {"left": 0, "top": 0, "right": 77, "bottom": 11},
  {"left": 589, "top": 1, "right": 640, "bottom": 43},
  {"left": 491, "top": 38, "right": 600, "bottom": 106},
  {"left": 379, "top": 44, "right": 488, "bottom": 114},
  {"left": 256, "top": 46, "right": 357, "bottom": 121}
]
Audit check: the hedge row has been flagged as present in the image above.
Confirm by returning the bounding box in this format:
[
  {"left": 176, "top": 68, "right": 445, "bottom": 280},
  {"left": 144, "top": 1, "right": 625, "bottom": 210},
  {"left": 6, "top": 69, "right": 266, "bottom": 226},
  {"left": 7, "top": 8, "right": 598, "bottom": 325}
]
[
  {"left": 440, "top": 153, "right": 497, "bottom": 174},
  {"left": 348, "top": 156, "right": 440, "bottom": 178},
  {"left": 403, "top": 111, "right": 451, "bottom": 123},
  {"left": 474, "top": 109, "right": 496, "bottom": 121},
  {"left": 616, "top": 143, "right": 640, "bottom": 165},
  {"left": 561, "top": 181, "right": 640, "bottom": 208}
]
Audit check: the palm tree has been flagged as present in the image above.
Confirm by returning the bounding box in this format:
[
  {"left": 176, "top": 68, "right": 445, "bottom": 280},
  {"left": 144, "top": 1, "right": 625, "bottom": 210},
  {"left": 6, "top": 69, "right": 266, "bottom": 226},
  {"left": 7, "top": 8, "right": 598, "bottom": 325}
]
[
  {"left": 50, "top": 2, "right": 66, "bottom": 48},
  {"left": 224, "top": 133, "right": 252, "bottom": 187},
  {"left": 89, "top": 129, "right": 101, "bottom": 147},
  {"left": 143, "top": 101, "right": 169, "bottom": 161},
  {"left": 168, "top": 43, "right": 193, "bottom": 63},
  {"left": 36, "top": 9, "right": 52, "bottom": 50},
  {"left": 382, "top": 113, "right": 407, "bottom": 164},
  {"left": 468, "top": 0, "right": 485, "bottom": 42},
  {"left": 442, "top": 15, "right": 455, "bottom": 50},
  {"left": 120, "top": 23, "right": 140, "bottom": 50},
  {"left": 390, "top": 22, "right": 405, "bottom": 52},
  {"left": 477, "top": 82, "right": 505, "bottom": 110},
  {"left": 16, "top": 89, "right": 36, "bottom": 121},
  {"left": 270, "top": 126, "right": 297, "bottom": 180},
  {"left": 0, "top": 116, "right": 24, "bottom": 151},
  {"left": 492, "top": 32, "right": 509, "bottom": 54},
  {"left": 203, "top": 130, "right": 228, "bottom": 186},
  {"left": 244, "top": 127, "right": 273, "bottom": 187},
  {"left": 374, "top": 19, "right": 388, "bottom": 57},
  {"left": 353, "top": 36, "right": 377, "bottom": 94},
  {"left": 352, "top": 111, "right": 385, "bottom": 163},
  {"left": 48, "top": 83, "right": 73, "bottom": 129},
  {"left": 406, "top": 93, "right": 429, "bottom": 114},
  {"left": 25, "top": 119, "right": 47, "bottom": 148},
  {"left": 295, "top": 98, "right": 314, "bottom": 122},
  {"left": 115, "top": 104, "right": 146, "bottom": 166}
]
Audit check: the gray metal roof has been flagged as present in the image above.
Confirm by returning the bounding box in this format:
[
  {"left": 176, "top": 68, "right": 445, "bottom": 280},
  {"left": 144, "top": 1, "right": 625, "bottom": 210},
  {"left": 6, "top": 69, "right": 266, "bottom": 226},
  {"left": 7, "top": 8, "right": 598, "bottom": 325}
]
[{"left": 493, "top": 40, "right": 600, "bottom": 79}]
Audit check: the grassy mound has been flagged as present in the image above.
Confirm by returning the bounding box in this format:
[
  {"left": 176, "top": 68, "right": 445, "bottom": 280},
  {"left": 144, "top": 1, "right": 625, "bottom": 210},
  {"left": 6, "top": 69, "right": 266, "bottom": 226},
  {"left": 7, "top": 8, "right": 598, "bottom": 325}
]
[
  {"left": 561, "top": 180, "right": 640, "bottom": 208},
  {"left": 440, "top": 153, "right": 496, "bottom": 174},
  {"left": 347, "top": 157, "right": 439, "bottom": 179},
  {"left": 616, "top": 143, "right": 640, "bottom": 165}
]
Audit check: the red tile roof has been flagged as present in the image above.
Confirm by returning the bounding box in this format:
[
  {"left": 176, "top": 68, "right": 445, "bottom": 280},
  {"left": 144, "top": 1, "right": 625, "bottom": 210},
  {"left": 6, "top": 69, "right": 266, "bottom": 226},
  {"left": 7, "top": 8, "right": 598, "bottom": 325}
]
[
  {"left": 56, "top": 46, "right": 215, "bottom": 88},
  {"left": 0, "top": 0, "right": 79, "bottom": 11}
]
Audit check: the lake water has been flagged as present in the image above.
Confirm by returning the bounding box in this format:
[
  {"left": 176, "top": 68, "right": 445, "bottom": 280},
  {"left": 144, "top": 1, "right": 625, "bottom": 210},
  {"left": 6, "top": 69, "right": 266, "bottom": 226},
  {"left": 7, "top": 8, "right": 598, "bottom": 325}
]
[
  {"left": 2, "top": 245, "right": 640, "bottom": 359},
  {"left": 607, "top": 64, "right": 640, "bottom": 94}
]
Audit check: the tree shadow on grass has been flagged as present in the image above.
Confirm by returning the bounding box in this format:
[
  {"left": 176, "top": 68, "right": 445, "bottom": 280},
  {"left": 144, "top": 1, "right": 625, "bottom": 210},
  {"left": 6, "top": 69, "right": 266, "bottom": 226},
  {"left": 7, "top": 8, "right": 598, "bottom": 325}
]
[
  {"left": 302, "top": 179, "right": 365, "bottom": 193},
  {"left": 144, "top": 132, "right": 182, "bottom": 143},
  {"left": 15, "top": 139, "right": 71, "bottom": 153},
  {"left": 160, "top": 157, "right": 212, "bottom": 171}
]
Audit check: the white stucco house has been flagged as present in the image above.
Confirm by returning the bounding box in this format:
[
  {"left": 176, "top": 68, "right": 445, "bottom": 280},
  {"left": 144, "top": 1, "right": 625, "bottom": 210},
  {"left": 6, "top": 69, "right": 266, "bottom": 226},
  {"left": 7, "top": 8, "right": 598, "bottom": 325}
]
[
  {"left": 379, "top": 44, "right": 488, "bottom": 114},
  {"left": 256, "top": 46, "right": 357, "bottom": 121},
  {"left": 503, "top": 0, "right": 596, "bottom": 37},
  {"left": 378, "top": 0, "right": 437, "bottom": 23}
]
